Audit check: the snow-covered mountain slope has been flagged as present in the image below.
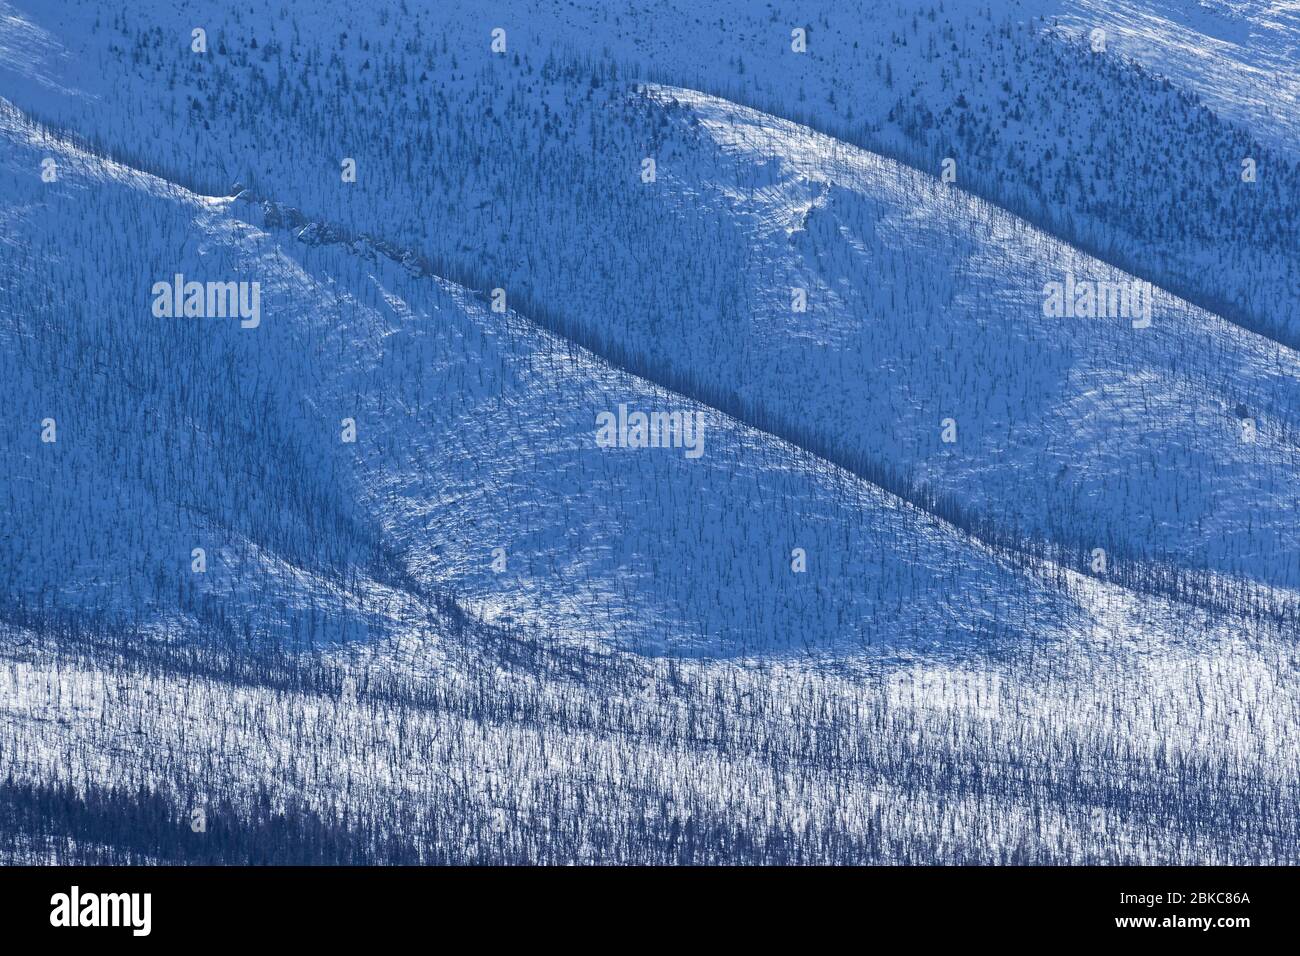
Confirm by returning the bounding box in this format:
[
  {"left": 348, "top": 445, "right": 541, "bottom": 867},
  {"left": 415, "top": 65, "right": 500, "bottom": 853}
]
[
  {"left": 1, "top": 0, "right": 1294, "bottom": 353},
  {"left": 0, "top": 94, "right": 1115, "bottom": 660},
  {"left": 3, "top": 0, "right": 1295, "bottom": 599},
  {"left": 1054, "top": 0, "right": 1300, "bottom": 156},
  {"left": 6, "top": 583, "right": 1299, "bottom": 864},
  {"left": 633, "top": 84, "right": 1300, "bottom": 598},
  {"left": 7, "top": 76, "right": 1295, "bottom": 665},
  {"left": 1, "top": 0, "right": 1298, "bottom": 865}
]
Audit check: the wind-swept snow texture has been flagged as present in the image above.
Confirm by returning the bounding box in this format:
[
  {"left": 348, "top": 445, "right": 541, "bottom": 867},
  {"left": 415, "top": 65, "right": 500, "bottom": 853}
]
[{"left": 0, "top": 0, "right": 1298, "bottom": 864}]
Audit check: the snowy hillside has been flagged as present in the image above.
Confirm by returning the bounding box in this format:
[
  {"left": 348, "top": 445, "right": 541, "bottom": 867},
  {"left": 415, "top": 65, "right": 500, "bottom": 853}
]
[
  {"left": 0, "top": 95, "right": 1106, "bottom": 659},
  {"left": 1053, "top": 0, "right": 1300, "bottom": 155},
  {"left": 0, "top": 0, "right": 1297, "bottom": 864}
]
